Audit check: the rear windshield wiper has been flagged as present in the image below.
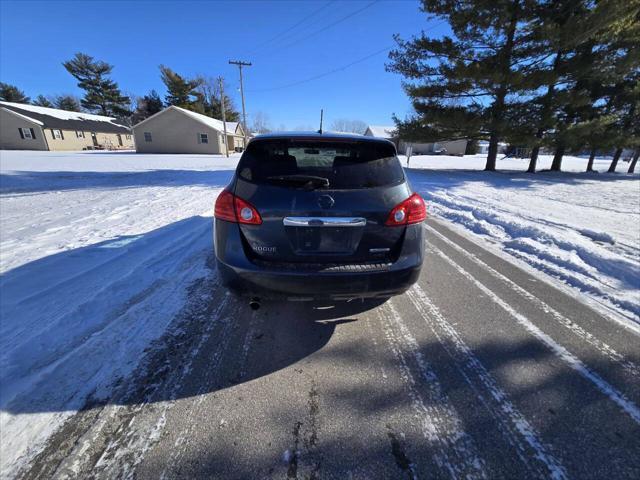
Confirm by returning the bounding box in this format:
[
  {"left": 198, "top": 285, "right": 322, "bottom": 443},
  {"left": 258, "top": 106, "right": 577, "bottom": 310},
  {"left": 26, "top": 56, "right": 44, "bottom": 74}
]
[{"left": 266, "top": 175, "right": 330, "bottom": 189}]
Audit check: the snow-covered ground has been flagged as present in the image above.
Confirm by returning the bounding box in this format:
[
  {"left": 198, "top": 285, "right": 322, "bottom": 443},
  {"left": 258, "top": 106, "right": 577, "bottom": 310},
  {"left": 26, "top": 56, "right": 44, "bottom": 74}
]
[
  {"left": 0, "top": 150, "right": 238, "bottom": 477},
  {"left": 0, "top": 150, "right": 638, "bottom": 476},
  {"left": 403, "top": 154, "right": 640, "bottom": 324}
]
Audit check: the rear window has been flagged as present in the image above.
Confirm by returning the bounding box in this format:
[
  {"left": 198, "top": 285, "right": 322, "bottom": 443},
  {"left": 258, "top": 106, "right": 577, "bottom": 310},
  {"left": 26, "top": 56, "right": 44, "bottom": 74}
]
[{"left": 237, "top": 139, "right": 404, "bottom": 189}]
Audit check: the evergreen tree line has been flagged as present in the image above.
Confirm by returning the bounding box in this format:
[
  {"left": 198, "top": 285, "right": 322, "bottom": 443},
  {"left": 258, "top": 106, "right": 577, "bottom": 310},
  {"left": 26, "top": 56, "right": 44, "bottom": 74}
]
[
  {"left": 0, "top": 52, "right": 240, "bottom": 127},
  {"left": 0, "top": 84, "right": 84, "bottom": 112},
  {"left": 388, "top": 0, "right": 639, "bottom": 173}
]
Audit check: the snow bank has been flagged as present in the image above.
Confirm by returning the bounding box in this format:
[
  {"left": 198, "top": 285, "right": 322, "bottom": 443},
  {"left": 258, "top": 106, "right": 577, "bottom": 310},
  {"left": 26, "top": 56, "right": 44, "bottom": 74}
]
[{"left": 405, "top": 154, "right": 640, "bottom": 324}]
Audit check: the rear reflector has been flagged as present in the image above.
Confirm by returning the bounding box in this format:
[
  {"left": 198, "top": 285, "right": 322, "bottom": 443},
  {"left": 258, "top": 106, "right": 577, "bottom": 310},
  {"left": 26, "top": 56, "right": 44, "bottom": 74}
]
[
  {"left": 215, "top": 190, "right": 262, "bottom": 225},
  {"left": 385, "top": 193, "right": 427, "bottom": 226}
]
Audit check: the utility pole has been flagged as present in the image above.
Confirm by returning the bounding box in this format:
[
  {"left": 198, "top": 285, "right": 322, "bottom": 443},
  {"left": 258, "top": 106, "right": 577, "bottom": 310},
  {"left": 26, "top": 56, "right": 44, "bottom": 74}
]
[
  {"left": 219, "top": 77, "right": 229, "bottom": 157},
  {"left": 229, "top": 59, "right": 251, "bottom": 149}
]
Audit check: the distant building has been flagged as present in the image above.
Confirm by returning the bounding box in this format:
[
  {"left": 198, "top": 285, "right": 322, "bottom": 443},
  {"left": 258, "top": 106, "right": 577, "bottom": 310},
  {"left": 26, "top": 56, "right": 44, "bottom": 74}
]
[
  {"left": 132, "top": 106, "right": 245, "bottom": 154},
  {"left": 399, "top": 139, "right": 468, "bottom": 156},
  {"left": 364, "top": 125, "right": 396, "bottom": 139},
  {"left": 0, "top": 101, "right": 133, "bottom": 151},
  {"left": 477, "top": 141, "right": 508, "bottom": 155},
  {"left": 364, "top": 124, "right": 467, "bottom": 156}
]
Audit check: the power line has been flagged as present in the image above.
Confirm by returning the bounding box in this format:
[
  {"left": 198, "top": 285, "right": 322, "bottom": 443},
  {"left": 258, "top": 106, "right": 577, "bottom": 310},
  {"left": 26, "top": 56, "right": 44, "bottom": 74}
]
[
  {"left": 248, "top": 20, "right": 446, "bottom": 93},
  {"left": 248, "top": 45, "right": 393, "bottom": 93},
  {"left": 246, "top": 1, "right": 336, "bottom": 55},
  {"left": 269, "top": 0, "right": 380, "bottom": 54}
]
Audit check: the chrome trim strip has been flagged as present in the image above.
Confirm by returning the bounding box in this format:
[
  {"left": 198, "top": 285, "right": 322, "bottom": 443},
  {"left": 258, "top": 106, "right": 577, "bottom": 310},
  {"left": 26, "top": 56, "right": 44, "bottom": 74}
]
[{"left": 283, "top": 216, "right": 367, "bottom": 227}]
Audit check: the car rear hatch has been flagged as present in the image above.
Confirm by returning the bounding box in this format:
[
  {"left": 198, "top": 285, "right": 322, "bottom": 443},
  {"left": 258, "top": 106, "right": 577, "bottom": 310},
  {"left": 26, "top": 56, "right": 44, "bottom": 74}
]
[{"left": 232, "top": 137, "right": 412, "bottom": 265}]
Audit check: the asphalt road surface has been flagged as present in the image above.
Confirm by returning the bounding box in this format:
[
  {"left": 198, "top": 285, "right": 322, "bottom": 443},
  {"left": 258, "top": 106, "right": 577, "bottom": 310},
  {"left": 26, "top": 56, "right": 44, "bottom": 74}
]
[{"left": 19, "top": 219, "right": 640, "bottom": 479}]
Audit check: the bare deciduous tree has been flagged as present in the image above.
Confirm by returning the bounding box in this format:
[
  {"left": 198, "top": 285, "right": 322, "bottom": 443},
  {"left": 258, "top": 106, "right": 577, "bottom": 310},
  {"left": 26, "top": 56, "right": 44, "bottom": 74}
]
[
  {"left": 194, "top": 75, "right": 240, "bottom": 121},
  {"left": 251, "top": 111, "right": 272, "bottom": 134},
  {"left": 330, "top": 118, "right": 367, "bottom": 134}
]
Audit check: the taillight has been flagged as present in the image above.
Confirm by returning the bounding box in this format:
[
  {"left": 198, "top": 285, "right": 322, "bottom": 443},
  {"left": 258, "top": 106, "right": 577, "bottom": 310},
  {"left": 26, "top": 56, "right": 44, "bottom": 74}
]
[
  {"left": 214, "top": 190, "right": 236, "bottom": 222},
  {"left": 385, "top": 193, "right": 427, "bottom": 226},
  {"left": 214, "top": 190, "right": 262, "bottom": 225},
  {"left": 233, "top": 195, "right": 262, "bottom": 225}
]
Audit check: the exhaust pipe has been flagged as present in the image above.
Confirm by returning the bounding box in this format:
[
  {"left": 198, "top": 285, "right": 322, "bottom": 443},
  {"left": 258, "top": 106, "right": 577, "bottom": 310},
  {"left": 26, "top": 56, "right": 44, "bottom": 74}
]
[{"left": 249, "top": 297, "right": 261, "bottom": 311}]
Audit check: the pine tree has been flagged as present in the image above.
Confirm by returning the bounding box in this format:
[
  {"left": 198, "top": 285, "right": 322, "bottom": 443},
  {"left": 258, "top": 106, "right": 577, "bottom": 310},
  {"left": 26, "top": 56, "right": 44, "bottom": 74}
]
[
  {"left": 33, "top": 95, "right": 54, "bottom": 107},
  {"left": 132, "top": 90, "right": 164, "bottom": 123},
  {"left": 159, "top": 65, "right": 202, "bottom": 109},
  {"left": 0, "top": 82, "right": 30, "bottom": 103},
  {"left": 628, "top": 149, "right": 640, "bottom": 174},
  {"left": 541, "top": 1, "right": 639, "bottom": 172},
  {"left": 547, "top": 41, "right": 601, "bottom": 172},
  {"left": 53, "top": 95, "right": 82, "bottom": 112},
  {"left": 387, "top": 0, "right": 545, "bottom": 171},
  {"left": 63, "top": 53, "right": 130, "bottom": 117},
  {"left": 606, "top": 74, "right": 639, "bottom": 173},
  {"left": 604, "top": 7, "right": 640, "bottom": 173},
  {"left": 206, "top": 92, "right": 240, "bottom": 122},
  {"left": 524, "top": 0, "right": 589, "bottom": 173}
]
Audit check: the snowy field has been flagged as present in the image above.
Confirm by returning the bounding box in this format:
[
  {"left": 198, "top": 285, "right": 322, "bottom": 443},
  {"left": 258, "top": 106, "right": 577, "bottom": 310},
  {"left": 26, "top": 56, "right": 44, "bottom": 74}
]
[
  {"left": 0, "top": 149, "right": 638, "bottom": 476},
  {"left": 403, "top": 153, "right": 640, "bottom": 323}
]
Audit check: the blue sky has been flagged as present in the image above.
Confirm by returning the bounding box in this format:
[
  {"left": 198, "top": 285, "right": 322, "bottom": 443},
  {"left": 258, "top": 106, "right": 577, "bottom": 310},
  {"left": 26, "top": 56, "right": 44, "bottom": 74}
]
[{"left": 0, "top": 0, "right": 443, "bottom": 128}]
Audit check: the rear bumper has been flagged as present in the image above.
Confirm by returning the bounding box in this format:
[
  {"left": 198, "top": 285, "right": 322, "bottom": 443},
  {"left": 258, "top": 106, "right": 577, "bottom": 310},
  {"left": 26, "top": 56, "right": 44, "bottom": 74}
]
[
  {"left": 214, "top": 220, "right": 424, "bottom": 299},
  {"left": 217, "top": 260, "right": 421, "bottom": 299}
]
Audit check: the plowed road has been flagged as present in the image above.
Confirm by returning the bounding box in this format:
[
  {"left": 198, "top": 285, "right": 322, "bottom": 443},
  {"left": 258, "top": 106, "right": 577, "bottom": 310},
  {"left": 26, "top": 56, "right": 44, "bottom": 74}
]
[{"left": 19, "top": 219, "right": 640, "bottom": 479}]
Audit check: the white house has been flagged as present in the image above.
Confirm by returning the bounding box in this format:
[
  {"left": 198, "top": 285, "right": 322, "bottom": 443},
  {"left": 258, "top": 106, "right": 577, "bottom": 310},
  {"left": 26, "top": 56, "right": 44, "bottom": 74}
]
[
  {"left": 133, "top": 106, "right": 245, "bottom": 154},
  {"left": 364, "top": 125, "right": 396, "bottom": 139}
]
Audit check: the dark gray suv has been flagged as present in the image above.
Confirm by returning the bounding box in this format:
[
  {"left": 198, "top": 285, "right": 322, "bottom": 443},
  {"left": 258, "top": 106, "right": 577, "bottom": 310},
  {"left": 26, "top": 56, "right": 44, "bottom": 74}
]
[{"left": 214, "top": 132, "right": 425, "bottom": 302}]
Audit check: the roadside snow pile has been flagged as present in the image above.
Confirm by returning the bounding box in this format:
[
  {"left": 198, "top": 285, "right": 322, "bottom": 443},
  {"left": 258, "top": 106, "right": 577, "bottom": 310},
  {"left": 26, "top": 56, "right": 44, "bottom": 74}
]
[
  {"left": 406, "top": 154, "right": 640, "bottom": 324},
  {"left": 0, "top": 150, "right": 238, "bottom": 478}
]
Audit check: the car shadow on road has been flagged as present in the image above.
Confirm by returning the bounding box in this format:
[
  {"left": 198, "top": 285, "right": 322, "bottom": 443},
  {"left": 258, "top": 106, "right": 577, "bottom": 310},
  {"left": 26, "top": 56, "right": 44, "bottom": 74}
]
[
  {"left": 113, "top": 289, "right": 388, "bottom": 410},
  {"left": 0, "top": 209, "right": 387, "bottom": 419}
]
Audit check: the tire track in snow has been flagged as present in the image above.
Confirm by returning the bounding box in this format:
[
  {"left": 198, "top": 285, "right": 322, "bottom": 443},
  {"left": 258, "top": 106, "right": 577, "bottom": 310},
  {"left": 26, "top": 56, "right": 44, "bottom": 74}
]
[
  {"left": 405, "top": 285, "right": 568, "bottom": 480},
  {"left": 425, "top": 223, "right": 640, "bottom": 375},
  {"left": 429, "top": 247, "right": 640, "bottom": 424},
  {"left": 378, "top": 300, "right": 487, "bottom": 479}
]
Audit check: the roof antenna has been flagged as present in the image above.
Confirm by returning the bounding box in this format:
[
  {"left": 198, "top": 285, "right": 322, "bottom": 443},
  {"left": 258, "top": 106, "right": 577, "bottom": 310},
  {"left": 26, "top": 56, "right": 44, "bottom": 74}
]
[{"left": 318, "top": 109, "right": 323, "bottom": 134}]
